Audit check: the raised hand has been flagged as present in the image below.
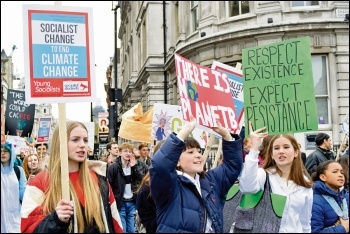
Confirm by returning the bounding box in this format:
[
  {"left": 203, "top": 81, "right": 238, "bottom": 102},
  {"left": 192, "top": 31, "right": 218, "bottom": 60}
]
[
  {"left": 340, "top": 217, "right": 349, "bottom": 232},
  {"left": 178, "top": 115, "right": 197, "bottom": 140},
  {"left": 185, "top": 115, "right": 197, "bottom": 131},
  {"left": 28, "top": 174, "right": 36, "bottom": 181},
  {"left": 211, "top": 119, "right": 232, "bottom": 141},
  {"left": 129, "top": 153, "right": 136, "bottom": 167},
  {"left": 55, "top": 199, "right": 74, "bottom": 223},
  {"left": 248, "top": 121, "right": 268, "bottom": 151}
]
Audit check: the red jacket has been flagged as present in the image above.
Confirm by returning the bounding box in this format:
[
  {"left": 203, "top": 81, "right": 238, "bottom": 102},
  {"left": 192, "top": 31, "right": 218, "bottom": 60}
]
[{"left": 21, "top": 162, "right": 123, "bottom": 233}]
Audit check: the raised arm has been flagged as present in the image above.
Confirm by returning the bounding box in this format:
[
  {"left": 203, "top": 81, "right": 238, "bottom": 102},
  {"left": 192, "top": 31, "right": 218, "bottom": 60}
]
[
  {"left": 206, "top": 120, "right": 243, "bottom": 196},
  {"left": 150, "top": 116, "right": 196, "bottom": 208},
  {"left": 177, "top": 116, "right": 196, "bottom": 140},
  {"left": 238, "top": 122, "right": 269, "bottom": 193}
]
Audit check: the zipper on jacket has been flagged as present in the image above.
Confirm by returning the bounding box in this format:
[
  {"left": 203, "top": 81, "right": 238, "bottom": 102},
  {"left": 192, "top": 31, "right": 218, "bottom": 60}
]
[
  {"left": 200, "top": 205, "right": 207, "bottom": 232},
  {"left": 183, "top": 176, "right": 209, "bottom": 232},
  {"left": 197, "top": 190, "right": 207, "bottom": 232}
]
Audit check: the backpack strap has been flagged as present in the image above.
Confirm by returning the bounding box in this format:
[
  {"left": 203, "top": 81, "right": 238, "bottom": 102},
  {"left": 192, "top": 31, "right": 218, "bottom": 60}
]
[
  {"left": 239, "top": 171, "right": 269, "bottom": 209},
  {"left": 14, "top": 165, "right": 20, "bottom": 181},
  {"left": 226, "top": 184, "right": 240, "bottom": 201},
  {"left": 269, "top": 174, "right": 287, "bottom": 218},
  {"left": 322, "top": 195, "right": 349, "bottom": 220}
]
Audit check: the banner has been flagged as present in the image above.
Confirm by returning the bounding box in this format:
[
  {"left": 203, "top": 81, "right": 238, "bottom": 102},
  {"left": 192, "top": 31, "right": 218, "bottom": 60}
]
[
  {"left": 118, "top": 103, "right": 154, "bottom": 143},
  {"left": 175, "top": 53, "right": 237, "bottom": 132},
  {"left": 5, "top": 89, "right": 35, "bottom": 137},
  {"left": 242, "top": 37, "right": 318, "bottom": 135},
  {"left": 98, "top": 112, "right": 109, "bottom": 133},
  {"left": 211, "top": 61, "right": 243, "bottom": 134},
  {"left": 36, "top": 117, "right": 52, "bottom": 144},
  {"left": 98, "top": 112, "right": 109, "bottom": 144},
  {"left": 152, "top": 103, "right": 213, "bottom": 148},
  {"left": 23, "top": 4, "right": 96, "bottom": 103}
]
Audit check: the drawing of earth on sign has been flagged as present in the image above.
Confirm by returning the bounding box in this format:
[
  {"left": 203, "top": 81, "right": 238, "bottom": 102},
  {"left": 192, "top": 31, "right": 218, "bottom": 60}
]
[{"left": 186, "top": 81, "right": 199, "bottom": 101}]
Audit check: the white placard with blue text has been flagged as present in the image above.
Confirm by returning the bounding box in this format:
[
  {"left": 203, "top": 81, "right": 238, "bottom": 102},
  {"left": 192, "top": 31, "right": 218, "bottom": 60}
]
[{"left": 23, "top": 4, "right": 96, "bottom": 104}]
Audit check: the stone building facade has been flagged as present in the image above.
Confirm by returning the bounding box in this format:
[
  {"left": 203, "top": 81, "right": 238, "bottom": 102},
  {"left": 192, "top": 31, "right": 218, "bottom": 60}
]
[
  {"left": 107, "top": 1, "right": 349, "bottom": 154},
  {"left": 1, "top": 49, "right": 15, "bottom": 143}
]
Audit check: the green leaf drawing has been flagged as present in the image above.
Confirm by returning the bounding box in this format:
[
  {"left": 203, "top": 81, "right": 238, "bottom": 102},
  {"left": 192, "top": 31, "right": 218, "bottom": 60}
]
[{"left": 17, "top": 119, "right": 27, "bottom": 130}]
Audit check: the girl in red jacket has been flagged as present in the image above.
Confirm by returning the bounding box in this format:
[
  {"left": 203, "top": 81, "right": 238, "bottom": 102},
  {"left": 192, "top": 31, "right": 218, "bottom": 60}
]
[{"left": 21, "top": 121, "right": 123, "bottom": 233}]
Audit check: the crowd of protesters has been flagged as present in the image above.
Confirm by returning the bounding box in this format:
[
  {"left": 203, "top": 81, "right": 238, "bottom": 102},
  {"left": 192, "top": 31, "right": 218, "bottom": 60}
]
[{"left": 1, "top": 117, "right": 349, "bottom": 233}]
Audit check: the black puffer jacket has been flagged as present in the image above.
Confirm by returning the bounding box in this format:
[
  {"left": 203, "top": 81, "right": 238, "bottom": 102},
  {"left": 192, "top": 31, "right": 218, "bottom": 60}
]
[
  {"left": 107, "top": 157, "right": 147, "bottom": 209},
  {"left": 305, "top": 146, "right": 335, "bottom": 176}
]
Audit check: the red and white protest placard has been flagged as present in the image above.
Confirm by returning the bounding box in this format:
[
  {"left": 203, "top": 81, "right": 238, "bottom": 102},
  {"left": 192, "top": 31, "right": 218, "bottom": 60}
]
[
  {"left": 211, "top": 61, "right": 243, "bottom": 134},
  {"left": 175, "top": 53, "right": 237, "bottom": 131}
]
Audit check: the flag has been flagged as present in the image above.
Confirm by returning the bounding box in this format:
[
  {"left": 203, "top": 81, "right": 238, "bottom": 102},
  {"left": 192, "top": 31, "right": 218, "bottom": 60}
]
[{"left": 118, "top": 103, "right": 154, "bottom": 143}]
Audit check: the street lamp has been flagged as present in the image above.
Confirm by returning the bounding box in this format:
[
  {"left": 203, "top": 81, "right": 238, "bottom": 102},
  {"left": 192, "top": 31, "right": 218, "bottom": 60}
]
[{"left": 111, "top": 1, "right": 120, "bottom": 140}]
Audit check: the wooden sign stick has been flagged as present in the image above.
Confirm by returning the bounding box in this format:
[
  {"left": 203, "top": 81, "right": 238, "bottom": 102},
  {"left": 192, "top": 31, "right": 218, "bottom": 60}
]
[
  {"left": 212, "top": 138, "right": 223, "bottom": 169},
  {"left": 58, "top": 103, "right": 70, "bottom": 200},
  {"left": 336, "top": 135, "right": 347, "bottom": 161},
  {"left": 203, "top": 133, "right": 216, "bottom": 164}
]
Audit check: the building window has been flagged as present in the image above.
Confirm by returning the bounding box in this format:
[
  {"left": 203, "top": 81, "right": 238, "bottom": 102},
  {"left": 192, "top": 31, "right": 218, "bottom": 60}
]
[
  {"left": 191, "top": 1, "right": 199, "bottom": 31},
  {"left": 291, "top": 1, "right": 319, "bottom": 7},
  {"left": 228, "top": 1, "right": 250, "bottom": 17},
  {"left": 312, "top": 55, "right": 329, "bottom": 125},
  {"left": 43, "top": 109, "right": 46, "bottom": 114}
]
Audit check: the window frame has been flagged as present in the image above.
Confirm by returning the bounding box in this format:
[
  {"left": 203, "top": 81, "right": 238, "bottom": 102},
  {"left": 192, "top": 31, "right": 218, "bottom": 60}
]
[
  {"left": 191, "top": 1, "right": 199, "bottom": 32},
  {"left": 311, "top": 54, "right": 331, "bottom": 128},
  {"left": 291, "top": 1, "right": 320, "bottom": 8},
  {"left": 227, "top": 1, "right": 250, "bottom": 18}
]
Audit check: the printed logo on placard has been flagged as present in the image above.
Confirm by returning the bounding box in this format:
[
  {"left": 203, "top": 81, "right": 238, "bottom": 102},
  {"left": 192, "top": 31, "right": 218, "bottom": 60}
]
[{"left": 63, "top": 81, "right": 89, "bottom": 92}]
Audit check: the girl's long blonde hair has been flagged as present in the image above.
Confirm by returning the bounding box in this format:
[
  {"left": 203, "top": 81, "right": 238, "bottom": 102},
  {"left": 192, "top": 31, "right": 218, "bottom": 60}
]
[{"left": 41, "top": 121, "right": 106, "bottom": 232}]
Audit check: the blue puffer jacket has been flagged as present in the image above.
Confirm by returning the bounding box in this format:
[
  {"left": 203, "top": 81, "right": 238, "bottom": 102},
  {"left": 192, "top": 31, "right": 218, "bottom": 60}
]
[
  {"left": 311, "top": 180, "right": 349, "bottom": 233},
  {"left": 150, "top": 132, "right": 242, "bottom": 233}
]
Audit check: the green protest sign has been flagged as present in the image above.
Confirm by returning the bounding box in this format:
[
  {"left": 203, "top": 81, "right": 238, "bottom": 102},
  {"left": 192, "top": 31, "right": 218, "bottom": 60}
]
[{"left": 243, "top": 37, "right": 318, "bottom": 136}]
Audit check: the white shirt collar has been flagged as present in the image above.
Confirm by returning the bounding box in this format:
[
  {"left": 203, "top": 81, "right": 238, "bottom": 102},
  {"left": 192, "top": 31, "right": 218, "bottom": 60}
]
[{"left": 176, "top": 170, "right": 201, "bottom": 195}]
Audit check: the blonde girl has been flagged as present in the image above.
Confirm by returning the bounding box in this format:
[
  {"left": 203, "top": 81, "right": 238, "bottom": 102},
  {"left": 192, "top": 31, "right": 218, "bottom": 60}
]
[{"left": 21, "top": 121, "right": 123, "bottom": 233}]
